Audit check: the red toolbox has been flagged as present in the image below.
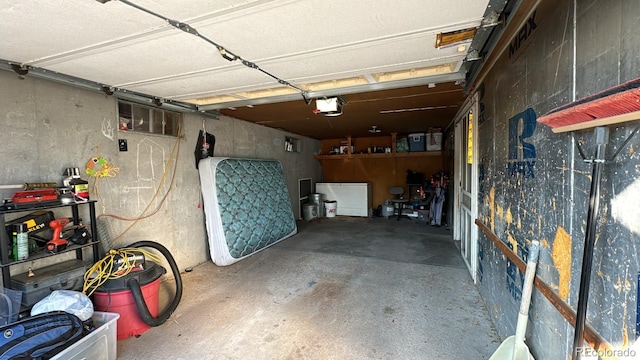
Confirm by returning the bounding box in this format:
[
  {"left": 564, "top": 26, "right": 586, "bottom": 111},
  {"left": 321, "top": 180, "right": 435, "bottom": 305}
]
[{"left": 11, "top": 189, "right": 58, "bottom": 205}]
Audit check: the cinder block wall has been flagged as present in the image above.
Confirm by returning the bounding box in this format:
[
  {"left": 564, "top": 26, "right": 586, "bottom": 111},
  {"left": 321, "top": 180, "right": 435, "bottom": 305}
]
[
  {"left": 0, "top": 69, "right": 321, "bottom": 279},
  {"left": 475, "top": 0, "right": 640, "bottom": 358}
]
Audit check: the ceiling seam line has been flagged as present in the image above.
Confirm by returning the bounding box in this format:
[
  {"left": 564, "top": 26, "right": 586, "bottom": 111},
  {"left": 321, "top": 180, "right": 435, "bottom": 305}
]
[
  {"left": 116, "top": 56, "right": 464, "bottom": 89},
  {"left": 115, "top": 0, "right": 308, "bottom": 98}
]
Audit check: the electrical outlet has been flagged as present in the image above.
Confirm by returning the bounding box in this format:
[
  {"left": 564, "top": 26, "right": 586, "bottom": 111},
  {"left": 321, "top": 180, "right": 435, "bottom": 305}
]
[{"left": 118, "top": 139, "right": 128, "bottom": 152}]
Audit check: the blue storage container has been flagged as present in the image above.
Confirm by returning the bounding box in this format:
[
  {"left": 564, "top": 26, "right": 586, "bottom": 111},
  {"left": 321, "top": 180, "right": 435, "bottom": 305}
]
[{"left": 408, "top": 133, "right": 426, "bottom": 152}]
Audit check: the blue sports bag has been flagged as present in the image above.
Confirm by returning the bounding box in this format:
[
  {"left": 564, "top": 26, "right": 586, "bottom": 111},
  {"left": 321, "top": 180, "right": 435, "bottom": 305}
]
[{"left": 0, "top": 311, "right": 85, "bottom": 359}]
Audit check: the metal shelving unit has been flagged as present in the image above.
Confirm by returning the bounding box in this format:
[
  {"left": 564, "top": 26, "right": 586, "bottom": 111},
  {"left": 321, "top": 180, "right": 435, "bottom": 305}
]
[{"left": 0, "top": 200, "right": 100, "bottom": 287}]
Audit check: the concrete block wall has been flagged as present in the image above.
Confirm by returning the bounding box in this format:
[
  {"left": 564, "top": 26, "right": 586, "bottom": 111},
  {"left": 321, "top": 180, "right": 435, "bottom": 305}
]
[
  {"left": 475, "top": 0, "right": 640, "bottom": 358},
  {"left": 0, "top": 69, "right": 321, "bottom": 280}
]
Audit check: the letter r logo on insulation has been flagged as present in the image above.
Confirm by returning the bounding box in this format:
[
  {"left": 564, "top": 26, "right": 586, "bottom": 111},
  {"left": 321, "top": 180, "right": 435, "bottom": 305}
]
[{"left": 508, "top": 108, "right": 537, "bottom": 160}]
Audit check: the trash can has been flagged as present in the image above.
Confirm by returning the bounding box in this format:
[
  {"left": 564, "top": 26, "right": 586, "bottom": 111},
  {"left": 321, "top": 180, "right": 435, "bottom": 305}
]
[
  {"left": 309, "top": 193, "right": 326, "bottom": 217},
  {"left": 302, "top": 203, "right": 318, "bottom": 221}
]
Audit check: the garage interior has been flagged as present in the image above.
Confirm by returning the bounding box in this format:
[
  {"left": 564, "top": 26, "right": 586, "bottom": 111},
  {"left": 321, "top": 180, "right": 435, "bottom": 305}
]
[{"left": 1, "top": 0, "right": 639, "bottom": 359}]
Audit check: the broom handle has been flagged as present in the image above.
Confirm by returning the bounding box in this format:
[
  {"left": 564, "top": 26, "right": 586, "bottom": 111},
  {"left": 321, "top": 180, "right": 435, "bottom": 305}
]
[
  {"left": 572, "top": 127, "right": 608, "bottom": 359},
  {"left": 515, "top": 240, "right": 540, "bottom": 343}
]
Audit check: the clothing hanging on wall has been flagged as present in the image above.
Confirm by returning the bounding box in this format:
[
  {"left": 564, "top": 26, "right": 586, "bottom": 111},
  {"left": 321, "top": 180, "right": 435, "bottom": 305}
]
[{"left": 429, "top": 186, "right": 445, "bottom": 226}]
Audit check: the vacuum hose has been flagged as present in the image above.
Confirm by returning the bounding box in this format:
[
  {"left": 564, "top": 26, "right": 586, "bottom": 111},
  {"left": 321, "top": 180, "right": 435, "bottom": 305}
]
[{"left": 126, "top": 240, "right": 183, "bottom": 327}]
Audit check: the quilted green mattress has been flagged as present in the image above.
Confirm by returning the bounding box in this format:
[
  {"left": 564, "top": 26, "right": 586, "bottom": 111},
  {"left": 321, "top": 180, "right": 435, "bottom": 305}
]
[{"left": 198, "top": 157, "right": 297, "bottom": 265}]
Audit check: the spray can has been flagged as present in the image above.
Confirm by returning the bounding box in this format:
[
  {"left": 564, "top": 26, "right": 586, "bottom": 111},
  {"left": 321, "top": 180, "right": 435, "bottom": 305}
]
[
  {"left": 12, "top": 223, "right": 28, "bottom": 261},
  {"left": 69, "top": 168, "right": 89, "bottom": 201}
]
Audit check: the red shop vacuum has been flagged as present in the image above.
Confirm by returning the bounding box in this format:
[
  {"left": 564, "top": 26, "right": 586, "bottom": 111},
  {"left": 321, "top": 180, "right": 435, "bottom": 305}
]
[{"left": 88, "top": 241, "right": 182, "bottom": 340}]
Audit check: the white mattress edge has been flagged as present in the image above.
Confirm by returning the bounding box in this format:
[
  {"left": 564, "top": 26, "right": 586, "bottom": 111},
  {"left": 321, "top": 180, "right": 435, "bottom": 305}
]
[{"left": 198, "top": 157, "right": 229, "bottom": 265}]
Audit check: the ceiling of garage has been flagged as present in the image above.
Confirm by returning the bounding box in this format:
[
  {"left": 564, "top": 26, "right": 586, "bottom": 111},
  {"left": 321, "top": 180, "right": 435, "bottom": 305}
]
[{"left": 0, "top": 0, "right": 508, "bottom": 139}]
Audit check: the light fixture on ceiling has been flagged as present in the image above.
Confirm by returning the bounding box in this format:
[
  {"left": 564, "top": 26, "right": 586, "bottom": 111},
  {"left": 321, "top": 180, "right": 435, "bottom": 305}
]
[
  {"left": 368, "top": 126, "right": 382, "bottom": 134},
  {"left": 481, "top": 11, "right": 502, "bottom": 28},
  {"left": 465, "top": 50, "right": 483, "bottom": 62},
  {"left": 314, "top": 97, "right": 346, "bottom": 117}
]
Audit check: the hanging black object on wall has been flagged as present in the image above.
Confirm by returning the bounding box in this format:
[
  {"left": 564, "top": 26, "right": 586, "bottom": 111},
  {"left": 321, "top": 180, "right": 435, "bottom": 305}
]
[{"left": 194, "top": 130, "right": 215, "bottom": 169}]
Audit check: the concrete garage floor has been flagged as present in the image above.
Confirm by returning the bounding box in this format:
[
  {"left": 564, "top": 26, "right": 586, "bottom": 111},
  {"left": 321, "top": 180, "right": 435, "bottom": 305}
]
[{"left": 117, "top": 217, "right": 500, "bottom": 359}]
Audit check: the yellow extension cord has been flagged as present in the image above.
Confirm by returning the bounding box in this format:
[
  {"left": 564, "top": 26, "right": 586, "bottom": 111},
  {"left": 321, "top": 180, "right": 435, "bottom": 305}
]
[{"left": 83, "top": 247, "right": 163, "bottom": 297}]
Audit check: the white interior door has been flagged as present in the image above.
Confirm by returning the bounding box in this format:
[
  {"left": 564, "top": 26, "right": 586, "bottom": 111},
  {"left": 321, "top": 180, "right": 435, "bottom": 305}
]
[{"left": 454, "top": 96, "right": 478, "bottom": 282}]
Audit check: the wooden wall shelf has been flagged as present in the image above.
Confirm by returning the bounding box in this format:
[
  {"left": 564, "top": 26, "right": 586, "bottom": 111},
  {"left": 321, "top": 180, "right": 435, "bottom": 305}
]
[
  {"left": 316, "top": 133, "right": 446, "bottom": 207},
  {"left": 314, "top": 151, "right": 442, "bottom": 160}
]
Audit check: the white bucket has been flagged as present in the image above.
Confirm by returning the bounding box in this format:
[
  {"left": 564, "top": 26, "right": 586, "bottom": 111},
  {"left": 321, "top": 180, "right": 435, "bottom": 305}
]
[{"left": 324, "top": 200, "right": 337, "bottom": 218}]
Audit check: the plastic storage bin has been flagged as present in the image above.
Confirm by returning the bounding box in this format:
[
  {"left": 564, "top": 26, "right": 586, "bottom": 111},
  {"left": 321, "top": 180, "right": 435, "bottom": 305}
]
[
  {"left": 0, "top": 287, "right": 21, "bottom": 326},
  {"left": 396, "top": 137, "right": 409, "bottom": 153},
  {"left": 426, "top": 132, "right": 442, "bottom": 151},
  {"left": 51, "top": 311, "right": 119, "bottom": 360},
  {"left": 408, "top": 133, "right": 426, "bottom": 152}
]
